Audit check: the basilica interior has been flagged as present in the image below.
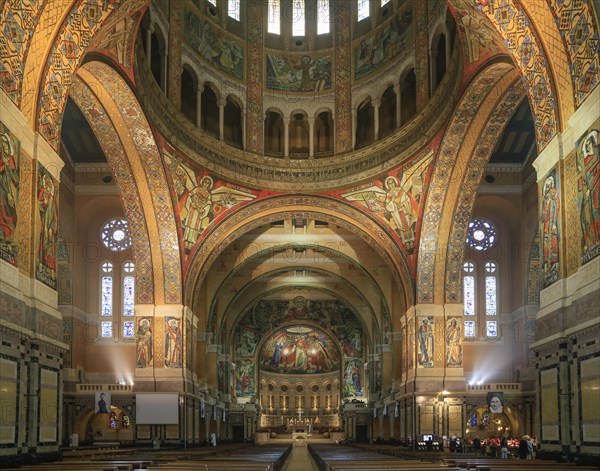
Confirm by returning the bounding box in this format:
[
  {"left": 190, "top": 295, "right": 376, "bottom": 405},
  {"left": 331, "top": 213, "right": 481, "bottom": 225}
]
[{"left": 0, "top": 0, "right": 599, "bottom": 467}]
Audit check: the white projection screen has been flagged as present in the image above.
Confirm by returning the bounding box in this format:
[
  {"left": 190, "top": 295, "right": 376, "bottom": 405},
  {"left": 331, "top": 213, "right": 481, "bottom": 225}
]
[{"left": 136, "top": 393, "right": 179, "bottom": 424}]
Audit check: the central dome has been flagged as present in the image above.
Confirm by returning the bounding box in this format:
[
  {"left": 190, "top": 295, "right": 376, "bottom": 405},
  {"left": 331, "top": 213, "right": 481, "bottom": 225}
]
[{"left": 259, "top": 327, "right": 340, "bottom": 374}]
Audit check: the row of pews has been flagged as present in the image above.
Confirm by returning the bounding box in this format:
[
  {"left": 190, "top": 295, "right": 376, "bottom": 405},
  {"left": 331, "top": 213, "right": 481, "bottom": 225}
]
[
  {"left": 308, "top": 444, "right": 461, "bottom": 471},
  {"left": 443, "top": 457, "right": 600, "bottom": 471},
  {"left": 2, "top": 444, "right": 291, "bottom": 471},
  {"left": 308, "top": 444, "right": 600, "bottom": 471}
]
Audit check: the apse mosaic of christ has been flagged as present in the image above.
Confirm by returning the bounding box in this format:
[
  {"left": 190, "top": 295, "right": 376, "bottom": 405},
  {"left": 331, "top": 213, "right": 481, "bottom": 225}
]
[{"left": 259, "top": 327, "right": 340, "bottom": 374}]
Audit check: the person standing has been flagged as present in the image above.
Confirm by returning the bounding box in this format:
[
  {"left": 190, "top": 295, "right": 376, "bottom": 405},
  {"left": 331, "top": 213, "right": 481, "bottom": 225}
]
[
  {"left": 526, "top": 436, "right": 534, "bottom": 459},
  {"left": 518, "top": 437, "right": 528, "bottom": 459},
  {"left": 500, "top": 436, "right": 508, "bottom": 459}
]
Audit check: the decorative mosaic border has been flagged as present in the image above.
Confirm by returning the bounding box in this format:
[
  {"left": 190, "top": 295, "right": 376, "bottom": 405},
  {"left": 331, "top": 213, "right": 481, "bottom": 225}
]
[
  {"left": 83, "top": 61, "right": 182, "bottom": 304},
  {"left": 70, "top": 76, "right": 155, "bottom": 304},
  {"left": 36, "top": 0, "right": 123, "bottom": 149},
  {"left": 445, "top": 78, "right": 526, "bottom": 302},
  {"left": 476, "top": 0, "right": 559, "bottom": 150},
  {"left": 417, "top": 62, "right": 514, "bottom": 304}
]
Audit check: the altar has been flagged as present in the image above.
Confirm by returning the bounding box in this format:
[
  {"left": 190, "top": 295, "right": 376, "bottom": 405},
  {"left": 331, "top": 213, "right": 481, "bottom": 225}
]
[{"left": 287, "top": 417, "right": 312, "bottom": 434}]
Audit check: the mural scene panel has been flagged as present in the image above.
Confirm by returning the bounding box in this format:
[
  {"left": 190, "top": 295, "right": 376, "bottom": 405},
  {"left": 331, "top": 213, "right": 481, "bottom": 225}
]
[
  {"left": 184, "top": 9, "right": 244, "bottom": 80},
  {"left": 577, "top": 124, "right": 600, "bottom": 264},
  {"left": 36, "top": 164, "right": 58, "bottom": 289},
  {"left": 0, "top": 122, "right": 20, "bottom": 266},
  {"left": 540, "top": 168, "right": 560, "bottom": 287}
]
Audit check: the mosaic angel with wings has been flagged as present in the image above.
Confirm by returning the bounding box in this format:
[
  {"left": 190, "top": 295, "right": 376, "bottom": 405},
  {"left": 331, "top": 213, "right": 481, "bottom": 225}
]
[
  {"left": 165, "top": 153, "right": 256, "bottom": 253},
  {"left": 342, "top": 154, "right": 431, "bottom": 253}
]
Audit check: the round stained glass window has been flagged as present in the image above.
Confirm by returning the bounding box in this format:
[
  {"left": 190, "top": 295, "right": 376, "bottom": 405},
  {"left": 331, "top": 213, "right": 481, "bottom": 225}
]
[
  {"left": 466, "top": 219, "right": 497, "bottom": 251},
  {"left": 101, "top": 218, "right": 132, "bottom": 251}
]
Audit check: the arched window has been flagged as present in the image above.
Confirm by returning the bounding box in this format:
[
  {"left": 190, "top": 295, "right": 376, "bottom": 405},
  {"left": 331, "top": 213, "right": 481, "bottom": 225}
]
[
  {"left": 228, "top": 0, "right": 240, "bottom": 21},
  {"left": 356, "top": 98, "right": 374, "bottom": 149},
  {"left": 485, "top": 261, "right": 497, "bottom": 316},
  {"left": 264, "top": 111, "right": 284, "bottom": 156},
  {"left": 289, "top": 113, "right": 309, "bottom": 157},
  {"left": 434, "top": 33, "right": 447, "bottom": 89},
  {"left": 317, "top": 0, "right": 330, "bottom": 35},
  {"left": 181, "top": 67, "right": 198, "bottom": 124},
  {"left": 122, "top": 261, "right": 135, "bottom": 338},
  {"left": 464, "top": 219, "right": 500, "bottom": 339},
  {"left": 314, "top": 111, "right": 333, "bottom": 156},
  {"left": 292, "top": 0, "right": 305, "bottom": 36},
  {"left": 268, "top": 0, "right": 280, "bottom": 35},
  {"left": 400, "top": 69, "right": 417, "bottom": 125},
  {"left": 463, "top": 261, "right": 475, "bottom": 317},
  {"left": 357, "top": 0, "right": 369, "bottom": 21},
  {"left": 99, "top": 219, "right": 134, "bottom": 341},
  {"left": 379, "top": 86, "right": 397, "bottom": 138},
  {"left": 201, "top": 85, "right": 220, "bottom": 138},
  {"left": 224, "top": 96, "right": 243, "bottom": 148},
  {"left": 100, "top": 261, "right": 113, "bottom": 338}
]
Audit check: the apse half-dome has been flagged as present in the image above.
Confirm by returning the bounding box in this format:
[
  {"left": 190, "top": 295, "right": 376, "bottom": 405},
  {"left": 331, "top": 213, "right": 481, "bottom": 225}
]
[{"left": 259, "top": 326, "right": 340, "bottom": 374}]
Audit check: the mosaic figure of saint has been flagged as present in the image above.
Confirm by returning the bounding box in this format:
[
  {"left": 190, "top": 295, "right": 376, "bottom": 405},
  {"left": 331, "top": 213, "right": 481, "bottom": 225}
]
[
  {"left": 0, "top": 130, "right": 19, "bottom": 256},
  {"left": 135, "top": 318, "right": 153, "bottom": 368},
  {"left": 37, "top": 171, "right": 58, "bottom": 284},
  {"left": 578, "top": 129, "right": 600, "bottom": 261},
  {"left": 417, "top": 317, "right": 434, "bottom": 367},
  {"left": 445, "top": 318, "right": 462, "bottom": 367},
  {"left": 541, "top": 174, "right": 560, "bottom": 285},
  {"left": 165, "top": 317, "right": 182, "bottom": 368}
]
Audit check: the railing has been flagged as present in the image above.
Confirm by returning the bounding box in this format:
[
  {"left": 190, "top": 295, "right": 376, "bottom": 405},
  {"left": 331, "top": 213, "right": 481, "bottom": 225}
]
[
  {"left": 467, "top": 383, "right": 521, "bottom": 392},
  {"left": 76, "top": 384, "right": 133, "bottom": 394}
]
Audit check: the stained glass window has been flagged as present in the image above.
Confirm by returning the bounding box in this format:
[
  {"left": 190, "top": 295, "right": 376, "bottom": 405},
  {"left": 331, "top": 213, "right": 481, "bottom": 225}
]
[
  {"left": 101, "top": 275, "right": 113, "bottom": 317},
  {"left": 357, "top": 0, "right": 369, "bottom": 21},
  {"left": 317, "top": 0, "right": 330, "bottom": 35},
  {"left": 123, "top": 261, "right": 135, "bottom": 317},
  {"left": 463, "top": 262, "right": 475, "bottom": 316},
  {"left": 470, "top": 413, "right": 477, "bottom": 426},
  {"left": 486, "top": 321, "right": 498, "bottom": 337},
  {"left": 464, "top": 321, "right": 475, "bottom": 337},
  {"left": 123, "top": 321, "right": 135, "bottom": 338},
  {"left": 101, "top": 219, "right": 132, "bottom": 251},
  {"left": 466, "top": 218, "right": 497, "bottom": 251},
  {"left": 485, "top": 278, "right": 497, "bottom": 315},
  {"left": 228, "top": 0, "right": 240, "bottom": 20},
  {"left": 268, "top": 0, "right": 280, "bottom": 34},
  {"left": 101, "top": 321, "right": 112, "bottom": 337},
  {"left": 292, "top": 0, "right": 305, "bottom": 36}
]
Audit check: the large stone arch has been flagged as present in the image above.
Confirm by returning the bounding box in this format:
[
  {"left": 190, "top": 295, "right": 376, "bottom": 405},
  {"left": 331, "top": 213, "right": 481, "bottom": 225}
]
[
  {"left": 72, "top": 61, "right": 182, "bottom": 304},
  {"left": 69, "top": 76, "right": 155, "bottom": 304},
  {"left": 444, "top": 78, "right": 527, "bottom": 302},
  {"left": 0, "top": 1, "right": 149, "bottom": 148},
  {"left": 417, "top": 61, "right": 519, "bottom": 304},
  {"left": 185, "top": 196, "right": 414, "bottom": 312},
  {"left": 448, "top": 0, "right": 561, "bottom": 150}
]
